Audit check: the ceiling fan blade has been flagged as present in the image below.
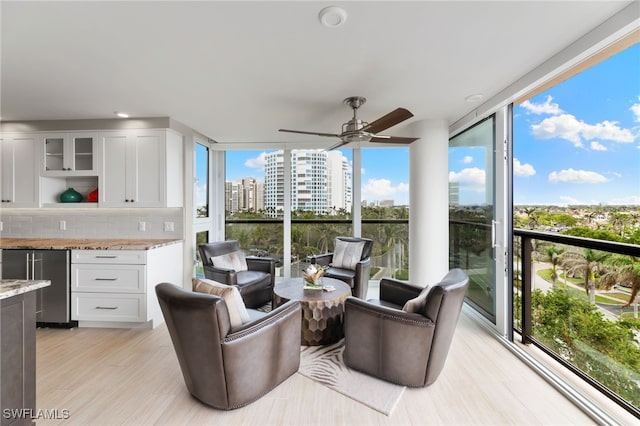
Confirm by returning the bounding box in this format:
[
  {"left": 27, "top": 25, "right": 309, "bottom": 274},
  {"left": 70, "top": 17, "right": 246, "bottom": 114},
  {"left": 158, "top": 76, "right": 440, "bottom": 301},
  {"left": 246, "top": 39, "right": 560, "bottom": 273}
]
[
  {"left": 361, "top": 108, "right": 414, "bottom": 134},
  {"left": 370, "top": 136, "right": 419, "bottom": 144},
  {"left": 279, "top": 129, "right": 340, "bottom": 138},
  {"left": 326, "top": 140, "right": 350, "bottom": 151}
]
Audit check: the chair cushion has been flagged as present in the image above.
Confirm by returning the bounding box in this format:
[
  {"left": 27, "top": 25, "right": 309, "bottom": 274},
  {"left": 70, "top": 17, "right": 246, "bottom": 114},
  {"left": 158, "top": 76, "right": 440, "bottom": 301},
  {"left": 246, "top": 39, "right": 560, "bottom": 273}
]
[
  {"left": 210, "top": 250, "right": 248, "bottom": 272},
  {"left": 324, "top": 267, "right": 356, "bottom": 286},
  {"left": 192, "top": 278, "right": 251, "bottom": 327},
  {"left": 402, "top": 285, "right": 432, "bottom": 314},
  {"left": 332, "top": 239, "right": 365, "bottom": 270}
]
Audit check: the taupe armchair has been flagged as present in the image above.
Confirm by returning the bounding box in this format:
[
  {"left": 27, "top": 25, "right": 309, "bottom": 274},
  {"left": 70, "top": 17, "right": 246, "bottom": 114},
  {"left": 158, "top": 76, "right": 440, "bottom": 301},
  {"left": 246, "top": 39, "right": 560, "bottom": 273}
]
[
  {"left": 155, "top": 282, "right": 301, "bottom": 410},
  {"left": 343, "top": 268, "right": 469, "bottom": 387},
  {"left": 198, "top": 240, "right": 275, "bottom": 308},
  {"left": 308, "top": 236, "right": 373, "bottom": 299}
]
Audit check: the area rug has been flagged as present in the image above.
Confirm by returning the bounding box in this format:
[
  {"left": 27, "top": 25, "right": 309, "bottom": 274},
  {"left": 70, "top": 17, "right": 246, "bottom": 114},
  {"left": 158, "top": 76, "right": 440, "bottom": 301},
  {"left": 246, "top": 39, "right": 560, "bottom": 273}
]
[{"left": 298, "top": 340, "right": 405, "bottom": 416}]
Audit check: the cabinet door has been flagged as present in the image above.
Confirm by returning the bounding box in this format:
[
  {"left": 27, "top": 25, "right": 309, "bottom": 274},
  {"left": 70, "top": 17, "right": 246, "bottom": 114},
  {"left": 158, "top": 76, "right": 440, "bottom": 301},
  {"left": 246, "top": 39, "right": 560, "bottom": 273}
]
[
  {"left": 129, "top": 132, "right": 165, "bottom": 207},
  {"left": 101, "top": 134, "right": 129, "bottom": 206},
  {"left": 43, "top": 132, "right": 97, "bottom": 175},
  {"left": 0, "top": 135, "right": 39, "bottom": 207}
]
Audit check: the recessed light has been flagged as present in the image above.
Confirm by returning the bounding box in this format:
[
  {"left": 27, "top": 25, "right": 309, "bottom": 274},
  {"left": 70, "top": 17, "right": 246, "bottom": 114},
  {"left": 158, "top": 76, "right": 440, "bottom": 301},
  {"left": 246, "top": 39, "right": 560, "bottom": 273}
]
[
  {"left": 114, "top": 111, "right": 130, "bottom": 118},
  {"left": 319, "top": 6, "right": 347, "bottom": 27},
  {"left": 465, "top": 94, "right": 484, "bottom": 103}
]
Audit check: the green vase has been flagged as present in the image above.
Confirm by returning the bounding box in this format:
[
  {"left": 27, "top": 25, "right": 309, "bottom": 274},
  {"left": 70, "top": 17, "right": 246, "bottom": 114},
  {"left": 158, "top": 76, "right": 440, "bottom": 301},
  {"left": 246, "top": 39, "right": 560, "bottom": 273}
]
[{"left": 59, "top": 187, "right": 83, "bottom": 203}]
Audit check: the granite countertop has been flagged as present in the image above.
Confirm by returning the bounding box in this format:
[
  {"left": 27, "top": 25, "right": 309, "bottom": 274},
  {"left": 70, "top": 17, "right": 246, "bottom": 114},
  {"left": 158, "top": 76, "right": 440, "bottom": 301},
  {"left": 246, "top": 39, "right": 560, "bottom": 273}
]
[
  {"left": 0, "top": 279, "right": 51, "bottom": 300},
  {"left": 0, "top": 238, "right": 183, "bottom": 251}
]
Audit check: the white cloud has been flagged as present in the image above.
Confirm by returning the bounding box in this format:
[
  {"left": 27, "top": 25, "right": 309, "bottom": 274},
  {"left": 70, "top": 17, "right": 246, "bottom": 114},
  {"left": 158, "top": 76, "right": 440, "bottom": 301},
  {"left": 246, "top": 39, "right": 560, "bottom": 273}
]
[
  {"left": 513, "top": 158, "right": 536, "bottom": 177},
  {"left": 361, "top": 167, "right": 366, "bottom": 175},
  {"left": 630, "top": 98, "right": 640, "bottom": 122},
  {"left": 520, "top": 95, "right": 563, "bottom": 115},
  {"left": 244, "top": 152, "right": 267, "bottom": 169},
  {"left": 548, "top": 168, "right": 609, "bottom": 184},
  {"left": 449, "top": 167, "right": 485, "bottom": 192},
  {"left": 362, "top": 178, "right": 408, "bottom": 199},
  {"left": 559, "top": 195, "right": 581, "bottom": 205},
  {"left": 590, "top": 141, "right": 607, "bottom": 151},
  {"left": 462, "top": 155, "right": 473, "bottom": 164},
  {"left": 531, "top": 114, "right": 635, "bottom": 147}
]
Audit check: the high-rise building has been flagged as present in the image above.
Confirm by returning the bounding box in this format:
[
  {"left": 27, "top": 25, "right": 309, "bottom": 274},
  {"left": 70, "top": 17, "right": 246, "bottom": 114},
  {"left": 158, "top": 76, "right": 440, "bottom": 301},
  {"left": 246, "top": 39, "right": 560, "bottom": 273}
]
[
  {"left": 226, "top": 177, "right": 264, "bottom": 214},
  {"left": 263, "top": 150, "right": 352, "bottom": 216}
]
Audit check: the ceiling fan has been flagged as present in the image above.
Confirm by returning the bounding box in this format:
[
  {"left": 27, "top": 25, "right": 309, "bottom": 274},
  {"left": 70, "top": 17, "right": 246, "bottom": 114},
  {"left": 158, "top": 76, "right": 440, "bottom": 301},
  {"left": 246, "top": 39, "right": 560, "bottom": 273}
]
[{"left": 279, "top": 96, "right": 419, "bottom": 150}]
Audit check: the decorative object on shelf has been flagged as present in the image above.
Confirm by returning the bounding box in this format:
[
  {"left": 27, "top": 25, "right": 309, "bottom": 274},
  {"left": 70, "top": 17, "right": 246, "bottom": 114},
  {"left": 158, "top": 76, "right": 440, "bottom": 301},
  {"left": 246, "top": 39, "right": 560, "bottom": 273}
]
[
  {"left": 59, "top": 187, "right": 83, "bottom": 203},
  {"left": 303, "top": 263, "right": 327, "bottom": 290},
  {"left": 87, "top": 188, "right": 98, "bottom": 202}
]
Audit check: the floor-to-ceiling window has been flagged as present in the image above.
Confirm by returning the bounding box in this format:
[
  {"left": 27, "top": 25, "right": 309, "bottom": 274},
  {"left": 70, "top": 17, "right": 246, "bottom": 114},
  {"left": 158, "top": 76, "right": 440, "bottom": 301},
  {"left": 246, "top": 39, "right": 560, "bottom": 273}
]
[
  {"left": 224, "top": 150, "right": 285, "bottom": 275},
  {"left": 449, "top": 116, "right": 497, "bottom": 322},
  {"left": 512, "top": 41, "right": 640, "bottom": 415},
  {"left": 193, "top": 140, "right": 212, "bottom": 277},
  {"left": 361, "top": 147, "right": 410, "bottom": 280}
]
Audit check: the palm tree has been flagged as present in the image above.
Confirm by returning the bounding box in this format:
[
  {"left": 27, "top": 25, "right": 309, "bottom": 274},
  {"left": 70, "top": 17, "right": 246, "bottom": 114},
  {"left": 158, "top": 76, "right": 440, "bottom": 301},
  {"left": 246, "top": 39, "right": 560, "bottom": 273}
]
[
  {"left": 535, "top": 244, "right": 565, "bottom": 288},
  {"left": 599, "top": 255, "right": 640, "bottom": 307},
  {"left": 561, "top": 248, "right": 610, "bottom": 304}
]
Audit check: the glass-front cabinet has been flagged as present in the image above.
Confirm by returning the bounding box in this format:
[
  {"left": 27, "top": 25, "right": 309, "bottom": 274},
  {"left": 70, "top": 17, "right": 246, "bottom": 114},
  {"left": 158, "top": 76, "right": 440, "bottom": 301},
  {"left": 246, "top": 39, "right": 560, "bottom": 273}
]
[{"left": 42, "top": 132, "right": 97, "bottom": 175}]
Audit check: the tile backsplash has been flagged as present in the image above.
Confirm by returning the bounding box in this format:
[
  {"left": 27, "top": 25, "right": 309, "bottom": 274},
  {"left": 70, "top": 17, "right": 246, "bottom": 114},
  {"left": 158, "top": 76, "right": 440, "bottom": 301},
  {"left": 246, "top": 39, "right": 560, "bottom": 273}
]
[{"left": 0, "top": 208, "right": 184, "bottom": 239}]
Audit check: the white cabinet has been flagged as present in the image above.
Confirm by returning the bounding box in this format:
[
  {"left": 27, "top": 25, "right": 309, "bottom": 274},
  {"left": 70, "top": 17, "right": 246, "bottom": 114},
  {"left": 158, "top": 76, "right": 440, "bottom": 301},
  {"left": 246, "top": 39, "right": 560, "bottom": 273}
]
[
  {"left": 70, "top": 242, "right": 183, "bottom": 328},
  {"left": 42, "top": 132, "right": 98, "bottom": 176},
  {"left": 100, "top": 129, "right": 183, "bottom": 207},
  {"left": 0, "top": 134, "right": 39, "bottom": 208}
]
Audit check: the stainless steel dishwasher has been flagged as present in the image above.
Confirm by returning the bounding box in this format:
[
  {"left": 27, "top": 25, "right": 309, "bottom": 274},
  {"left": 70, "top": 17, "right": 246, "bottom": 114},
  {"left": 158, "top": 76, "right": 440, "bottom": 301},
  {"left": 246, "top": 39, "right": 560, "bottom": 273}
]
[{"left": 2, "top": 249, "right": 75, "bottom": 327}]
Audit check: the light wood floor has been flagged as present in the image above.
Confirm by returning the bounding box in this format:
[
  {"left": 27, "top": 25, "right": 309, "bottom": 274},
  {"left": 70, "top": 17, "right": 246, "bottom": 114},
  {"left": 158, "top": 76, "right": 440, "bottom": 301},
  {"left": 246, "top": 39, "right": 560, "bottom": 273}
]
[{"left": 33, "top": 309, "right": 629, "bottom": 426}]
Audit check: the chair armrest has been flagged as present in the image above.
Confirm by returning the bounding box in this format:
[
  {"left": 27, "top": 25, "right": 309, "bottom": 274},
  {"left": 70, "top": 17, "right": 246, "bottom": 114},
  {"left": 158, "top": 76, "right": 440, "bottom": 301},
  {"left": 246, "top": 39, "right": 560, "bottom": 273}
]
[
  {"left": 245, "top": 256, "right": 276, "bottom": 275},
  {"left": 203, "top": 264, "right": 238, "bottom": 286},
  {"left": 307, "top": 253, "right": 333, "bottom": 266},
  {"left": 222, "top": 300, "right": 302, "bottom": 405},
  {"left": 379, "top": 278, "right": 423, "bottom": 306}
]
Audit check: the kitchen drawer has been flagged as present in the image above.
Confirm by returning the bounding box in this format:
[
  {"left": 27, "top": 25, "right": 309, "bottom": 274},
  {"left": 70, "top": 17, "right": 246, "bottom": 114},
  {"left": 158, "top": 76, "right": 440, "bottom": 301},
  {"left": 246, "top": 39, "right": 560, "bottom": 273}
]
[
  {"left": 71, "top": 250, "right": 147, "bottom": 264},
  {"left": 72, "top": 264, "right": 145, "bottom": 293},
  {"left": 72, "top": 292, "right": 145, "bottom": 322}
]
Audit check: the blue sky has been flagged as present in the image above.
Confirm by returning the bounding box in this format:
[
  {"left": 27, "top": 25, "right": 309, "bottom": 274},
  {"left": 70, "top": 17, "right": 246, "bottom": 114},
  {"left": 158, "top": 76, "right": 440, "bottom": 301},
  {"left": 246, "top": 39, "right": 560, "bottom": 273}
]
[
  {"left": 220, "top": 44, "right": 639, "bottom": 208},
  {"left": 512, "top": 43, "right": 639, "bottom": 206}
]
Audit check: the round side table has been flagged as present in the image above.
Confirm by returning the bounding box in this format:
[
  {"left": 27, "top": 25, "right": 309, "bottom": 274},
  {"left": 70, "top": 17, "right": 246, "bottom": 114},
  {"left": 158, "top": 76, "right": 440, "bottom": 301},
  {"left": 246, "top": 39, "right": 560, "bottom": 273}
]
[{"left": 273, "top": 277, "right": 351, "bottom": 346}]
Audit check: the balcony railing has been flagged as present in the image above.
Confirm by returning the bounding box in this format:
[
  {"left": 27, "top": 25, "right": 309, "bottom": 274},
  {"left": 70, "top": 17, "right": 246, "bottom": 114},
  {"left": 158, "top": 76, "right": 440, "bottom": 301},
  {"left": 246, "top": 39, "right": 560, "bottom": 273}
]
[
  {"left": 514, "top": 228, "right": 640, "bottom": 417},
  {"left": 224, "top": 218, "right": 409, "bottom": 280}
]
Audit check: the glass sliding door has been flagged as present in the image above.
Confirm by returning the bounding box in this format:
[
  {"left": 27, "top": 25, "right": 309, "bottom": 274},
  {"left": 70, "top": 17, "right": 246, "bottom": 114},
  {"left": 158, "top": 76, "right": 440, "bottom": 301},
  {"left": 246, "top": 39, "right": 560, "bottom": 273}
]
[{"left": 449, "top": 115, "right": 497, "bottom": 321}]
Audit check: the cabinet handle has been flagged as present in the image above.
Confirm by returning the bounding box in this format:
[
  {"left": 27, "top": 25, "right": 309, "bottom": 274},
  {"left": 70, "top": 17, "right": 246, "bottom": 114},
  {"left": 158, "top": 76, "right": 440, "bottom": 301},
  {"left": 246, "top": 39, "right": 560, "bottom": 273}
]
[
  {"left": 95, "top": 255, "right": 117, "bottom": 258},
  {"left": 94, "top": 278, "right": 118, "bottom": 281},
  {"left": 95, "top": 306, "right": 119, "bottom": 310}
]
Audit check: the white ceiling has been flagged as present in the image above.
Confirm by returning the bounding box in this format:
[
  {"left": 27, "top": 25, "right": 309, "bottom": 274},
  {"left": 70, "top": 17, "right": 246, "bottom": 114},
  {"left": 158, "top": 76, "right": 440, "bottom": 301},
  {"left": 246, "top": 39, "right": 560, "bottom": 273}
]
[{"left": 1, "top": 1, "right": 635, "bottom": 143}]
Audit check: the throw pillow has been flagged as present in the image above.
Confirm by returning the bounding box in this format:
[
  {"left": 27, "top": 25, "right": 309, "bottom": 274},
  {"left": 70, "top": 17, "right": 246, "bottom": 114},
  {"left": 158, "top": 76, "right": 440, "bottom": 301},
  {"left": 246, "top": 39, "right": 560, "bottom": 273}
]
[
  {"left": 402, "top": 286, "right": 431, "bottom": 314},
  {"left": 332, "top": 239, "right": 365, "bottom": 270},
  {"left": 210, "top": 250, "right": 248, "bottom": 272},
  {"left": 192, "top": 278, "right": 250, "bottom": 328}
]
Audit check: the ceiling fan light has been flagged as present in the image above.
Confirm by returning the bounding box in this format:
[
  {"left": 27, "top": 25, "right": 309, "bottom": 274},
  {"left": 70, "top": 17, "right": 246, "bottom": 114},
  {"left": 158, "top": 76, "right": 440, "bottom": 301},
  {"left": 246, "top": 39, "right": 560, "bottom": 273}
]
[{"left": 319, "top": 6, "right": 347, "bottom": 27}]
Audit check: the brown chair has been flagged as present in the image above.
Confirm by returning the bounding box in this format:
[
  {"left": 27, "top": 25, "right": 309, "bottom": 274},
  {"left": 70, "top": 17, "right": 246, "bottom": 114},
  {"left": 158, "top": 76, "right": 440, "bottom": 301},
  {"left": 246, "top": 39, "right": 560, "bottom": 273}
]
[
  {"left": 307, "top": 236, "right": 373, "bottom": 299},
  {"left": 343, "top": 268, "right": 469, "bottom": 387},
  {"left": 198, "top": 240, "right": 275, "bottom": 308},
  {"left": 155, "top": 282, "right": 301, "bottom": 410}
]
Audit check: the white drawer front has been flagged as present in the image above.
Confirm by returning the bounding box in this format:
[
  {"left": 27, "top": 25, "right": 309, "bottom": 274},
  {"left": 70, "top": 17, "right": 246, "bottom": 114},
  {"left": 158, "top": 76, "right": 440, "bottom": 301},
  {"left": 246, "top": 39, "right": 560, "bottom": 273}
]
[
  {"left": 72, "top": 264, "right": 145, "bottom": 293},
  {"left": 72, "top": 293, "right": 145, "bottom": 322},
  {"left": 71, "top": 250, "right": 147, "bottom": 264}
]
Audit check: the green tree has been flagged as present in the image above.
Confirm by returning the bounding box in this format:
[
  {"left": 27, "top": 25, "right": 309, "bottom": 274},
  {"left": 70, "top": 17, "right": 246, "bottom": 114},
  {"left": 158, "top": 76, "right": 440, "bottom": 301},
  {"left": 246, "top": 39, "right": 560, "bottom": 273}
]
[
  {"left": 561, "top": 249, "right": 609, "bottom": 304},
  {"left": 599, "top": 255, "right": 640, "bottom": 307}
]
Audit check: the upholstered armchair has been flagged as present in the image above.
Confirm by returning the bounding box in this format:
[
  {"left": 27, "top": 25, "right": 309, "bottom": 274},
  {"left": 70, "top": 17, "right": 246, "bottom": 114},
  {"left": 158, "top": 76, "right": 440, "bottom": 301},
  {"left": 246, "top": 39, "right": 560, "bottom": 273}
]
[
  {"left": 198, "top": 240, "right": 275, "bottom": 309},
  {"left": 307, "top": 236, "right": 373, "bottom": 299},
  {"left": 343, "top": 268, "right": 469, "bottom": 387},
  {"left": 155, "top": 282, "right": 301, "bottom": 410}
]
